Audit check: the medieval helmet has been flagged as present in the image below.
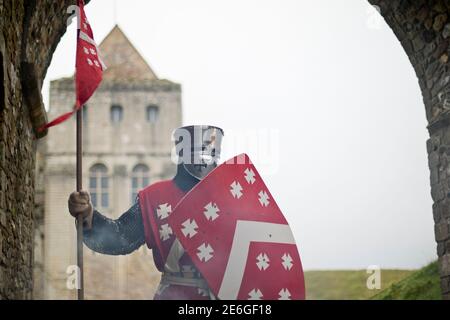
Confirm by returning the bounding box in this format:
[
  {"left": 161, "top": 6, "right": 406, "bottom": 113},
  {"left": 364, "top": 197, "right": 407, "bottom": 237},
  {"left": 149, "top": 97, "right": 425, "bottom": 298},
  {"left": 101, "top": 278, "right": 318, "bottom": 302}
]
[{"left": 173, "top": 125, "right": 224, "bottom": 179}]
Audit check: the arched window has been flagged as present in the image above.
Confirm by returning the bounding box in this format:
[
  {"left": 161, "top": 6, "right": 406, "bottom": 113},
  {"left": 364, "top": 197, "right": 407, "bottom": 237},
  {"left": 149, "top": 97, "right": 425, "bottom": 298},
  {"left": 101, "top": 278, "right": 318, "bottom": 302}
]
[
  {"left": 89, "top": 164, "right": 109, "bottom": 209},
  {"left": 131, "top": 164, "right": 150, "bottom": 202},
  {"left": 146, "top": 105, "right": 159, "bottom": 123},
  {"left": 110, "top": 104, "right": 123, "bottom": 124}
]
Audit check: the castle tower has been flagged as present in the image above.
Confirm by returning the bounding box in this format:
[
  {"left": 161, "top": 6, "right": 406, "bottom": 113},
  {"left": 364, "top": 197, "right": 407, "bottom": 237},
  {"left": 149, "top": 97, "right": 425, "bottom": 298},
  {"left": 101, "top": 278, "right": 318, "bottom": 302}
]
[{"left": 41, "top": 25, "right": 182, "bottom": 299}]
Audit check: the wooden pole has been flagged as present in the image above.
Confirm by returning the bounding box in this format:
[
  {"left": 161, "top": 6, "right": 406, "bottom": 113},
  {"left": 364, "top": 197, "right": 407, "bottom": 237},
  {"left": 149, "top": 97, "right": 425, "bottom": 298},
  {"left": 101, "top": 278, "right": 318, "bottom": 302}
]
[{"left": 76, "top": 106, "right": 84, "bottom": 300}]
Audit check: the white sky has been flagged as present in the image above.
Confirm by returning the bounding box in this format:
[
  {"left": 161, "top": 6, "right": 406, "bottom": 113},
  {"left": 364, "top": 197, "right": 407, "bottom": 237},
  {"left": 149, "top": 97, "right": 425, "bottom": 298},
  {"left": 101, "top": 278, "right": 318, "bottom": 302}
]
[{"left": 44, "top": 0, "right": 436, "bottom": 270}]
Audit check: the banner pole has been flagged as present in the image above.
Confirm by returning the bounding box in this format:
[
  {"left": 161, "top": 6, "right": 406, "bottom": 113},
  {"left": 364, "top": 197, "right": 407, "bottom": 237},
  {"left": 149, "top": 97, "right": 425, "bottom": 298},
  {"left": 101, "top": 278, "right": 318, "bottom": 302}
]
[{"left": 76, "top": 106, "right": 84, "bottom": 300}]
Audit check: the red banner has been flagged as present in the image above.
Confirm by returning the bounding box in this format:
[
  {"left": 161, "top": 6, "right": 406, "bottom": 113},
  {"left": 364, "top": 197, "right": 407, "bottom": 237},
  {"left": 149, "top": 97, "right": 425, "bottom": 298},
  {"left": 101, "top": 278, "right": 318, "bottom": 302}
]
[{"left": 40, "top": 0, "right": 104, "bottom": 131}]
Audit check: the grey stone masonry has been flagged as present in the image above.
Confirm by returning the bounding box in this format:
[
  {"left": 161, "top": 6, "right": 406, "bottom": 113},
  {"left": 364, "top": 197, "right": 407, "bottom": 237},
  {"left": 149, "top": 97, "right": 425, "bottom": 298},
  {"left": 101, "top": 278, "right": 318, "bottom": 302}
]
[{"left": 369, "top": 0, "right": 450, "bottom": 299}]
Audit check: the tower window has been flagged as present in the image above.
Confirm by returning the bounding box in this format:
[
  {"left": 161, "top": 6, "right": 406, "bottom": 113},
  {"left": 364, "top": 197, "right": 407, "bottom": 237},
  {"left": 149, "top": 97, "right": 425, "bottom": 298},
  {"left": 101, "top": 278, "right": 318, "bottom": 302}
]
[
  {"left": 146, "top": 105, "right": 159, "bottom": 123},
  {"left": 111, "top": 104, "right": 123, "bottom": 124},
  {"left": 89, "top": 164, "right": 109, "bottom": 209},
  {"left": 131, "top": 164, "right": 150, "bottom": 203}
]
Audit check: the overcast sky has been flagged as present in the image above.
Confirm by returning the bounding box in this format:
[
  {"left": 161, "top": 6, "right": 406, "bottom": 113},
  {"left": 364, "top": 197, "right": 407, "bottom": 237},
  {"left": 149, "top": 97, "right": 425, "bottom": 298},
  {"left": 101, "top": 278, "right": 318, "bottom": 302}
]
[{"left": 44, "top": 0, "right": 436, "bottom": 270}]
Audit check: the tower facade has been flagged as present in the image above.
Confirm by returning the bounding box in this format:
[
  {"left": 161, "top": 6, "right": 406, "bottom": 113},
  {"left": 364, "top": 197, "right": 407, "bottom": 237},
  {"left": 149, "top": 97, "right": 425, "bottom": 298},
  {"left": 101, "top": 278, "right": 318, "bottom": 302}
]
[{"left": 40, "top": 26, "right": 182, "bottom": 299}]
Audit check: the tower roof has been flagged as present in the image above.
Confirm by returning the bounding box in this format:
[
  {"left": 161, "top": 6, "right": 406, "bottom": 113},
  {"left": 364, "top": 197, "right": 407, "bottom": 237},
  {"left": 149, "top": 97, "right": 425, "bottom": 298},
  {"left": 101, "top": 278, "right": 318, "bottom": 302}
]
[{"left": 99, "top": 25, "right": 158, "bottom": 81}]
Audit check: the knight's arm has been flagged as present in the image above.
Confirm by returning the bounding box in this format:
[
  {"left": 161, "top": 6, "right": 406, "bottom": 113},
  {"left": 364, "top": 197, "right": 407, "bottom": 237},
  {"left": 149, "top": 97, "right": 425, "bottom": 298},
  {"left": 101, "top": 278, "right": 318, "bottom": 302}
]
[{"left": 83, "top": 197, "right": 146, "bottom": 255}]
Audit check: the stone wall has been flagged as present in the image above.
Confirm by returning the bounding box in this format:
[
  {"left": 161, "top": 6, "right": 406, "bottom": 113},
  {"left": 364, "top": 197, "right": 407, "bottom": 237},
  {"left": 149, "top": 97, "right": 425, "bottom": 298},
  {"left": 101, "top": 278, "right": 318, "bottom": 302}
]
[
  {"left": 368, "top": 0, "right": 450, "bottom": 299},
  {"left": 0, "top": 0, "right": 85, "bottom": 299},
  {"left": 0, "top": 1, "right": 35, "bottom": 298}
]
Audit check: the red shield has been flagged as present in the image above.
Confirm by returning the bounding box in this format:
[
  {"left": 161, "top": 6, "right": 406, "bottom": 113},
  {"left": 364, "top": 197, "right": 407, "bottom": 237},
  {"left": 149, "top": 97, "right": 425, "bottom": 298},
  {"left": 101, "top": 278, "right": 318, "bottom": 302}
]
[{"left": 168, "top": 154, "right": 305, "bottom": 300}]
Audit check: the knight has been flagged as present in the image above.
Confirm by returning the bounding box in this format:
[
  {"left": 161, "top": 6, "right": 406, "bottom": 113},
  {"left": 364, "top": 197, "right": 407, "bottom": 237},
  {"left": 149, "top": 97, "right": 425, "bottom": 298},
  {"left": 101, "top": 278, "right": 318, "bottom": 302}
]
[{"left": 68, "top": 125, "right": 224, "bottom": 300}]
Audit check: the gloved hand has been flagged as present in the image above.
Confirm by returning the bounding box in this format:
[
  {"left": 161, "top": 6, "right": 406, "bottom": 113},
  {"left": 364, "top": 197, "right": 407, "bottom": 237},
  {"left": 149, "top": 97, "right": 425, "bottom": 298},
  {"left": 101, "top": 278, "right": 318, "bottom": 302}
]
[{"left": 68, "top": 190, "right": 93, "bottom": 229}]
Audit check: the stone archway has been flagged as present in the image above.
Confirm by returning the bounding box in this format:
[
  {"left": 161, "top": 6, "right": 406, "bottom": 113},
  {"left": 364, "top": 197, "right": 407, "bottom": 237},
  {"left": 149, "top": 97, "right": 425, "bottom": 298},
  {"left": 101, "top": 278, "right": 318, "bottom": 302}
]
[
  {"left": 368, "top": 0, "right": 450, "bottom": 299},
  {"left": 0, "top": 0, "right": 448, "bottom": 300}
]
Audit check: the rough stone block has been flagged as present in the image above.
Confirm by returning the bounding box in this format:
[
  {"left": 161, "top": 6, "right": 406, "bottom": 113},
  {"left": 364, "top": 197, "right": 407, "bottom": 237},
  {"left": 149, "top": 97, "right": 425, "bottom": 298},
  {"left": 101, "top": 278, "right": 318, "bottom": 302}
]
[
  {"left": 427, "top": 136, "right": 441, "bottom": 153},
  {"left": 433, "top": 202, "right": 442, "bottom": 222},
  {"left": 433, "top": 13, "right": 448, "bottom": 32},
  {"left": 435, "top": 221, "right": 450, "bottom": 241},
  {"left": 444, "top": 24, "right": 450, "bottom": 39},
  {"left": 441, "top": 277, "right": 450, "bottom": 293},
  {"left": 439, "top": 254, "right": 450, "bottom": 277},
  {"left": 431, "top": 183, "right": 445, "bottom": 202},
  {"left": 446, "top": 239, "right": 450, "bottom": 253},
  {"left": 438, "top": 167, "right": 447, "bottom": 182},
  {"left": 429, "top": 151, "right": 440, "bottom": 168},
  {"left": 0, "top": 209, "right": 6, "bottom": 228},
  {"left": 416, "top": 6, "right": 429, "bottom": 23},
  {"left": 412, "top": 34, "right": 425, "bottom": 51},
  {"left": 430, "top": 167, "right": 439, "bottom": 185},
  {"left": 442, "top": 201, "right": 450, "bottom": 219},
  {"left": 437, "top": 242, "right": 446, "bottom": 256}
]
